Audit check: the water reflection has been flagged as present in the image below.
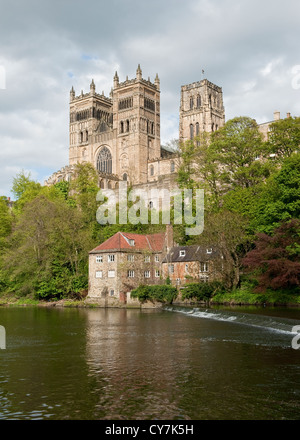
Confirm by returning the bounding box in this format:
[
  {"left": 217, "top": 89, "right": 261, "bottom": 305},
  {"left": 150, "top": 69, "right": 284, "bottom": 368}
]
[{"left": 0, "top": 307, "right": 299, "bottom": 420}]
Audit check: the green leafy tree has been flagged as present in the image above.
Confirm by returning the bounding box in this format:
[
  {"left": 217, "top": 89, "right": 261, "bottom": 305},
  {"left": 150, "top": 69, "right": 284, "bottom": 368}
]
[
  {"left": 266, "top": 116, "right": 300, "bottom": 161},
  {"left": 4, "top": 194, "right": 93, "bottom": 299},
  {"left": 70, "top": 163, "right": 100, "bottom": 236},
  {"left": 194, "top": 210, "right": 249, "bottom": 290},
  {"left": 250, "top": 153, "right": 300, "bottom": 233},
  {"left": 210, "top": 116, "right": 271, "bottom": 190}
]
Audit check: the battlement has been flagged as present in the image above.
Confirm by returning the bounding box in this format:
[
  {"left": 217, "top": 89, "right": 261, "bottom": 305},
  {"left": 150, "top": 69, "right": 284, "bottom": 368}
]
[{"left": 113, "top": 65, "right": 160, "bottom": 92}]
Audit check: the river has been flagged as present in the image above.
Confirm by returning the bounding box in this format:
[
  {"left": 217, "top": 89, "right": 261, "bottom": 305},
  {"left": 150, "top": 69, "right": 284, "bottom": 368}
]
[{"left": 0, "top": 305, "right": 299, "bottom": 420}]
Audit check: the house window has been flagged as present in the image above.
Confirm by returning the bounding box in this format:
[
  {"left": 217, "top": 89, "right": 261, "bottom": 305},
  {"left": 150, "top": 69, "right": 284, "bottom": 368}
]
[
  {"left": 170, "top": 161, "right": 175, "bottom": 173},
  {"left": 155, "top": 255, "right": 159, "bottom": 262},
  {"left": 179, "top": 250, "right": 186, "bottom": 257},
  {"left": 110, "top": 289, "right": 115, "bottom": 296},
  {"left": 108, "top": 270, "right": 115, "bottom": 278},
  {"left": 144, "top": 255, "right": 151, "bottom": 263},
  {"left": 185, "top": 264, "right": 189, "bottom": 273},
  {"left": 127, "top": 255, "right": 134, "bottom": 262},
  {"left": 108, "top": 254, "right": 115, "bottom": 262},
  {"left": 200, "top": 275, "right": 209, "bottom": 283},
  {"left": 144, "top": 270, "right": 151, "bottom": 278},
  {"left": 128, "top": 270, "right": 135, "bottom": 278},
  {"left": 128, "top": 239, "right": 135, "bottom": 246},
  {"left": 200, "top": 262, "right": 209, "bottom": 272},
  {"left": 169, "top": 264, "right": 174, "bottom": 274},
  {"left": 155, "top": 270, "right": 160, "bottom": 278},
  {"left": 96, "top": 255, "right": 103, "bottom": 263},
  {"left": 206, "top": 248, "right": 212, "bottom": 254},
  {"left": 95, "top": 271, "right": 103, "bottom": 278}
]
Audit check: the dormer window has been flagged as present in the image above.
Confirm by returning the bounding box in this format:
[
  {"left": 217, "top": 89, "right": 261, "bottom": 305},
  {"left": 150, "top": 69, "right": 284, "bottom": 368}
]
[
  {"left": 128, "top": 239, "right": 135, "bottom": 246},
  {"left": 179, "top": 250, "right": 186, "bottom": 257},
  {"left": 206, "top": 248, "right": 212, "bottom": 254}
]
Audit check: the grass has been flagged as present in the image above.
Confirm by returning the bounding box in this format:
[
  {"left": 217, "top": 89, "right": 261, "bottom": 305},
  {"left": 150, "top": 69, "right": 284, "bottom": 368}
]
[{"left": 211, "top": 286, "right": 300, "bottom": 306}]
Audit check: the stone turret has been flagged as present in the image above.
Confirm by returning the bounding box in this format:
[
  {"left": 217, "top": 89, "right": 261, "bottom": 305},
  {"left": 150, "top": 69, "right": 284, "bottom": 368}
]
[
  {"left": 155, "top": 73, "right": 160, "bottom": 91},
  {"left": 136, "top": 64, "right": 142, "bottom": 81},
  {"left": 70, "top": 86, "right": 75, "bottom": 102},
  {"left": 90, "top": 79, "right": 95, "bottom": 94},
  {"left": 113, "top": 71, "right": 119, "bottom": 89}
]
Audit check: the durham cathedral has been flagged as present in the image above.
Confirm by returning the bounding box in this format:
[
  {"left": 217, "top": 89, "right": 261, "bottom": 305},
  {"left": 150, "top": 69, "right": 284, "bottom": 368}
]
[{"left": 45, "top": 65, "right": 226, "bottom": 193}]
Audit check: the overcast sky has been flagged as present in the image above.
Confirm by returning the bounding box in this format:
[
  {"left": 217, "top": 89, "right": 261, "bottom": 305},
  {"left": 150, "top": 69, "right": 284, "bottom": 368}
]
[{"left": 0, "top": 0, "right": 300, "bottom": 197}]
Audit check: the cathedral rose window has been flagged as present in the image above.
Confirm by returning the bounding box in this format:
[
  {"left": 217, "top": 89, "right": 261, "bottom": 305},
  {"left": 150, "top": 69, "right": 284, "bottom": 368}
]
[{"left": 97, "top": 147, "right": 112, "bottom": 174}]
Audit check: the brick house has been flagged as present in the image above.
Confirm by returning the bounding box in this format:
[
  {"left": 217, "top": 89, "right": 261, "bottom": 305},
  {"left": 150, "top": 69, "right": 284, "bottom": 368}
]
[
  {"left": 162, "top": 245, "right": 220, "bottom": 286},
  {"left": 87, "top": 230, "right": 172, "bottom": 305}
]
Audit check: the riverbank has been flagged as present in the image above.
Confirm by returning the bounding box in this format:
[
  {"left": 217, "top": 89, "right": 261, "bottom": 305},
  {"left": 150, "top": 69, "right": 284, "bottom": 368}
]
[{"left": 0, "top": 288, "right": 299, "bottom": 308}]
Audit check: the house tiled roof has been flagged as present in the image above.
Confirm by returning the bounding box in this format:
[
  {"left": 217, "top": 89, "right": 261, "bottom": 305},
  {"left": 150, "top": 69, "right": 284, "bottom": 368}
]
[
  {"left": 89, "top": 231, "right": 166, "bottom": 253},
  {"left": 162, "top": 245, "right": 218, "bottom": 263}
]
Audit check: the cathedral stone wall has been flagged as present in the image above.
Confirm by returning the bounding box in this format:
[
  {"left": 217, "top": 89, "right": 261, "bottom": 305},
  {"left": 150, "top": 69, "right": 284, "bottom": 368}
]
[{"left": 45, "top": 67, "right": 226, "bottom": 195}]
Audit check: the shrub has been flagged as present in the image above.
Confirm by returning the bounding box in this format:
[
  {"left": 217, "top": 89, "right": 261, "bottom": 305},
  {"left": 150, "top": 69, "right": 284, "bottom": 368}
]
[
  {"left": 181, "top": 281, "right": 225, "bottom": 301},
  {"left": 131, "top": 285, "right": 178, "bottom": 304}
]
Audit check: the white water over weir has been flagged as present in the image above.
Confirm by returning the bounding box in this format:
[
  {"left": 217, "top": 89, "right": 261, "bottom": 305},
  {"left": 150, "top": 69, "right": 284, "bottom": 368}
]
[{"left": 164, "top": 306, "right": 300, "bottom": 337}]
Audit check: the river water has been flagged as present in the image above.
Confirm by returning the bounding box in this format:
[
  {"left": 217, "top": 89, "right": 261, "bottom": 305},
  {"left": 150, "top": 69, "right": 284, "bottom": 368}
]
[{"left": 0, "top": 305, "right": 299, "bottom": 420}]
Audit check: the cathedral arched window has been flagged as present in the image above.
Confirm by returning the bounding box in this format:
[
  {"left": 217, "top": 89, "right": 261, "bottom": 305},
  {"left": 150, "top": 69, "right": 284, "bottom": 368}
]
[
  {"left": 190, "top": 97, "right": 194, "bottom": 109},
  {"left": 150, "top": 165, "right": 154, "bottom": 176},
  {"left": 97, "top": 147, "right": 112, "bottom": 174},
  {"left": 196, "top": 123, "right": 200, "bottom": 146},
  {"left": 190, "top": 124, "right": 194, "bottom": 140},
  {"left": 126, "top": 120, "right": 130, "bottom": 132},
  {"left": 197, "top": 95, "right": 201, "bottom": 108},
  {"left": 120, "top": 121, "right": 124, "bottom": 134},
  {"left": 86, "top": 130, "right": 88, "bottom": 142},
  {"left": 123, "top": 173, "right": 128, "bottom": 181}
]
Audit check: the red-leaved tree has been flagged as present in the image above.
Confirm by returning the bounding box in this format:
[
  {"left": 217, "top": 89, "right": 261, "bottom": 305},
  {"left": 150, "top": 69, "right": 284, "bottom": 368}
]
[{"left": 243, "top": 219, "right": 300, "bottom": 291}]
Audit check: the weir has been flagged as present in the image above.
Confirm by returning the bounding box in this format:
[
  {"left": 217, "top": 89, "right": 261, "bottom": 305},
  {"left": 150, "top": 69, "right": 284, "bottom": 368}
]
[{"left": 164, "top": 305, "right": 300, "bottom": 336}]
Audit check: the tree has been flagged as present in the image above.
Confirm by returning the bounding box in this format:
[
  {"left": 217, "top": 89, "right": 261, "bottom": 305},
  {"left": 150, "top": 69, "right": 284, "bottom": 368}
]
[
  {"left": 266, "top": 116, "right": 300, "bottom": 161},
  {"left": 250, "top": 153, "right": 300, "bottom": 234},
  {"left": 243, "top": 219, "right": 300, "bottom": 291},
  {"left": 4, "top": 194, "right": 93, "bottom": 298},
  {"left": 210, "top": 116, "right": 271, "bottom": 190},
  {"left": 0, "top": 197, "right": 12, "bottom": 246},
  {"left": 194, "top": 210, "right": 249, "bottom": 290},
  {"left": 70, "top": 163, "right": 100, "bottom": 237}
]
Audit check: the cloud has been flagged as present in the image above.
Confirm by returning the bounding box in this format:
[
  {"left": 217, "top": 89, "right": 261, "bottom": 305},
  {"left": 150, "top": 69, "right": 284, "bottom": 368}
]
[{"left": 0, "top": 0, "right": 300, "bottom": 197}]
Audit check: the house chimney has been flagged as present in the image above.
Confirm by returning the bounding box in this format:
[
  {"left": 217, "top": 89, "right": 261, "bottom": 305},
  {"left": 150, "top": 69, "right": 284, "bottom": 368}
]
[
  {"left": 166, "top": 224, "right": 174, "bottom": 252},
  {"left": 274, "top": 111, "right": 280, "bottom": 121}
]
